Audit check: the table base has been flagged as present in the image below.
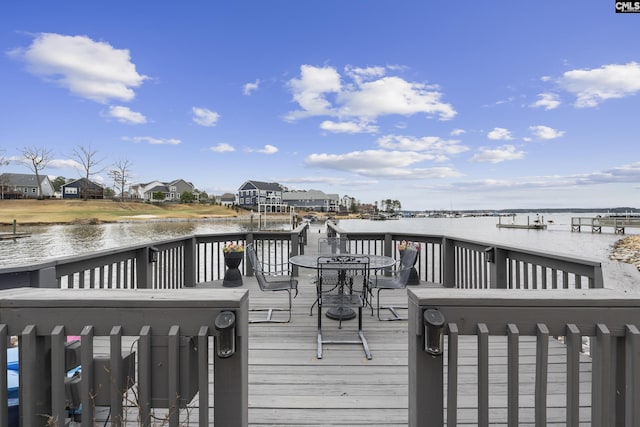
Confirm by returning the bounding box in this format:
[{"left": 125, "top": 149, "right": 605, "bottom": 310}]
[{"left": 326, "top": 306, "right": 356, "bottom": 321}]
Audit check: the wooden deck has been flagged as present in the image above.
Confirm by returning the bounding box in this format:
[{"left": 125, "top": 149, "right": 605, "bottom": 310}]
[
  {"left": 201, "top": 231, "right": 593, "bottom": 426},
  {"left": 85, "top": 230, "right": 593, "bottom": 426}
]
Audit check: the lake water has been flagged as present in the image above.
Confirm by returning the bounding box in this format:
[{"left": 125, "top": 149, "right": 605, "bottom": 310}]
[{"left": 1, "top": 213, "right": 638, "bottom": 293}]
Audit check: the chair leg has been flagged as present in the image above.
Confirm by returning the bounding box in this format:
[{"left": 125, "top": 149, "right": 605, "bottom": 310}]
[
  {"left": 250, "top": 290, "right": 293, "bottom": 323},
  {"left": 376, "top": 288, "right": 407, "bottom": 321},
  {"left": 317, "top": 299, "right": 323, "bottom": 359}
]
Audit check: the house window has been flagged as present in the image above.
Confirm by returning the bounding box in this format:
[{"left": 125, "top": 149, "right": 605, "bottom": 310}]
[{"left": 65, "top": 187, "right": 78, "bottom": 194}]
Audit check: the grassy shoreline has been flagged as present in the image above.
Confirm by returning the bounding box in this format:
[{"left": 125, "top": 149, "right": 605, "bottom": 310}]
[{"left": 0, "top": 199, "right": 245, "bottom": 225}]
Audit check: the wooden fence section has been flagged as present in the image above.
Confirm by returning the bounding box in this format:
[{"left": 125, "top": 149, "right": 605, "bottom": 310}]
[
  {"left": 408, "top": 288, "right": 640, "bottom": 427},
  {"left": 0, "top": 288, "right": 249, "bottom": 427}
]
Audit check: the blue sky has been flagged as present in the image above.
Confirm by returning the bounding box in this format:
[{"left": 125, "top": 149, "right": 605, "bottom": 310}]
[{"left": 1, "top": 1, "right": 639, "bottom": 211}]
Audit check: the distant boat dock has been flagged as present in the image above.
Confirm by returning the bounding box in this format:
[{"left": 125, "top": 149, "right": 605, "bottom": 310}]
[
  {"left": 0, "top": 232, "right": 30, "bottom": 240},
  {"left": 572, "top": 215, "right": 640, "bottom": 234},
  {"left": 496, "top": 215, "right": 547, "bottom": 230}
]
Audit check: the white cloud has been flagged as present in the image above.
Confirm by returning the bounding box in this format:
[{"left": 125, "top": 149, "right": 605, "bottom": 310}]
[
  {"left": 209, "top": 143, "right": 235, "bottom": 153},
  {"left": 192, "top": 107, "right": 220, "bottom": 127},
  {"left": 47, "top": 159, "right": 83, "bottom": 170},
  {"left": 451, "top": 129, "right": 466, "bottom": 136},
  {"left": 259, "top": 144, "right": 278, "bottom": 154},
  {"left": 285, "top": 65, "right": 341, "bottom": 121},
  {"left": 123, "top": 136, "right": 181, "bottom": 145},
  {"left": 531, "top": 93, "right": 561, "bottom": 110},
  {"left": 558, "top": 62, "right": 640, "bottom": 107},
  {"left": 319, "top": 120, "right": 378, "bottom": 134},
  {"left": 470, "top": 145, "right": 525, "bottom": 163},
  {"left": 245, "top": 144, "right": 279, "bottom": 154},
  {"left": 344, "top": 65, "right": 386, "bottom": 84},
  {"left": 487, "top": 127, "right": 513, "bottom": 140},
  {"left": 285, "top": 64, "right": 456, "bottom": 124},
  {"left": 106, "top": 106, "right": 147, "bottom": 124},
  {"left": 438, "top": 162, "right": 640, "bottom": 192},
  {"left": 243, "top": 79, "right": 260, "bottom": 95},
  {"left": 304, "top": 149, "right": 462, "bottom": 179},
  {"left": 8, "top": 33, "right": 147, "bottom": 103},
  {"left": 377, "top": 135, "right": 469, "bottom": 159},
  {"left": 529, "top": 125, "right": 565, "bottom": 140}
]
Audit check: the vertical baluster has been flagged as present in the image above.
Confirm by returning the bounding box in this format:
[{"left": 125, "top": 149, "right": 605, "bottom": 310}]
[
  {"left": 80, "top": 325, "right": 95, "bottom": 427},
  {"left": 507, "top": 324, "right": 519, "bottom": 427},
  {"left": 566, "top": 324, "right": 581, "bottom": 426},
  {"left": 138, "top": 326, "right": 152, "bottom": 426},
  {"left": 592, "top": 324, "right": 611, "bottom": 426},
  {"left": 167, "top": 325, "right": 180, "bottom": 427},
  {"left": 447, "top": 323, "right": 459, "bottom": 426},
  {"left": 626, "top": 325, "right": 640, "bottom": 425},
  {"left": 51, "top": 325, "right": 67, "bottom": 425},
  {"left": 535, "top": 323, "right": 549, "bottom": 426},
  {"left": 110, "top": 326, "right": 124, "bottom": 426},
  {"left": 198, "top": 326, "right": 210, "bottom": 424},
  {"left": 477, "top": 323, "right": 489, "bottom": 427},
  {"left": 0, "top": 325, "right": 8, "bottom": 427}
]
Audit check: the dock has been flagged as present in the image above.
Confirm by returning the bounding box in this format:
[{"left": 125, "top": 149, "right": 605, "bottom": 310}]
[
  {"left": 0, "top": 232, "right": 30, "bottom": 240},
  {"left": 496, "top": 215, "right": 547, "bottom": 230},
  {"left": 572, "top": 215, "right": 640, "bottom": 234}
]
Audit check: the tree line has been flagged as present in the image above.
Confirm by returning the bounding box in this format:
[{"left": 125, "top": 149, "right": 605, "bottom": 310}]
[{"left": 0, "top": 145, "right": 134, "bottom": 200}]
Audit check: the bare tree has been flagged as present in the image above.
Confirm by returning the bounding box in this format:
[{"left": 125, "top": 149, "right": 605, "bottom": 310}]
[
  {"left": 21, "top": 146, "right": 52, "bottom": 199},
  {"left": 72, "top": 144, "right": 105, "bottom": 200},
  {"left": 109, "top": 158, "right": 134, "bottom": 200},
  {"left": 0, "top": 150, "right": 11, "bottom": 199}
]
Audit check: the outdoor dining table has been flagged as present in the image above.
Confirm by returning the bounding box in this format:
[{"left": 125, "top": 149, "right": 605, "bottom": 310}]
[{"left": 289, "top": 254, "right": 397, "bottom": 320}]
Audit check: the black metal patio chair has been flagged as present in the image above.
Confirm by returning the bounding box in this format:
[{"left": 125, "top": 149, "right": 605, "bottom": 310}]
[
  {"left": 245, "top": 243, "right": 298, "bottom": 323},
  {"left": 367, "top": 246, "right": 418, "bottom": 321},
  {"left": 316, "top": 254, "right": 371, "bottom": 359}
]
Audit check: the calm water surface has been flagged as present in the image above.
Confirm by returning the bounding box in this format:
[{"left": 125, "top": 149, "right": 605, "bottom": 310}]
[{"left": 1, "top": 213, "right": 638, "bottom": 292}]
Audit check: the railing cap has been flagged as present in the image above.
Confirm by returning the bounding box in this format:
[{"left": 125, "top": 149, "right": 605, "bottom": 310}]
[{"left": 408, "top": 288, "right": 636, "bottom": 307}]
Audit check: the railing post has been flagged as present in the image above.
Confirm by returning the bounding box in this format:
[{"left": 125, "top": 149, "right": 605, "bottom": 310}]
[
  {"left": 491, "top": 248, "right": 508, "bottom": 289},
  {"left": 409, "top": 298, "right": 443, "bottom": 426},
  {"left": 183, "top": 237, "right": 197, "bottom": 287},
  {"left": 384, "top": 233, "right": 393, "bottom": 257},
  {"left": 290, "top": 231, "right": 300, "bottom": 276},
  {"left": 213, "top": 301, "right": 249, "bottom": 426},
  {"left": 442, "top": 238, "right": 455, "bottom": 287},
  {"left": 33, "top": 266, "right": 57, "bottom": 288},
  {"left": 136, "top": 247, "right": 152, "bottom": 289}
]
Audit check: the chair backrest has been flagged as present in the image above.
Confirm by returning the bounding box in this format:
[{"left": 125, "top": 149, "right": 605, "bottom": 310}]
[
  {"left": 245, "top": 243, "right": 268, "bottom": 290},
  {"left": 318, "top": 237, "right": 350, "bottom": 255},
  {"left": 317, "top": 254, "right": 370, "bottom": 292},
  {"left": 394, "top": 247, "right": 418, "bottom": 286}
]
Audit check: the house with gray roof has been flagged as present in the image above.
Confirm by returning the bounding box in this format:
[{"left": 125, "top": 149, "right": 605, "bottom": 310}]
[
  {"left": 61, "top": 178, "right": 104, "bottom": 199},
  {"left": 283, "top": 189, "right": 340, "bottom": 212},
  {"left": 0, "top": 173, "right": 55, "bottom": 199},
  {"left": 237, "top": 180, "right": 284, "bottom": 210},
  {"left": 129, "top": 179, "right": 198, "bottom": 202},
  {"left": 220, "top": 192, "right": 237, "bottom": 207}
]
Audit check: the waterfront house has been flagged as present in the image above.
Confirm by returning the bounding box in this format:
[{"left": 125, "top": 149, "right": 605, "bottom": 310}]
[
  {"left": 237, "top": 180, "right": 284, "bottom": 210},
  {"left": 282, "top": 189, "right": 340, "bottom": 212},
  {"left": 129, "top": 179, "right": 198, "bottom": 202},
  {"left": 0, "top": 172, "right": 55, "bottom": 199},
  {"left": 220, "top": 192, "right": 237, "bottom": 207},
  {"left": 60, "top": 177, "right": 104, "bottom": 199}
]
